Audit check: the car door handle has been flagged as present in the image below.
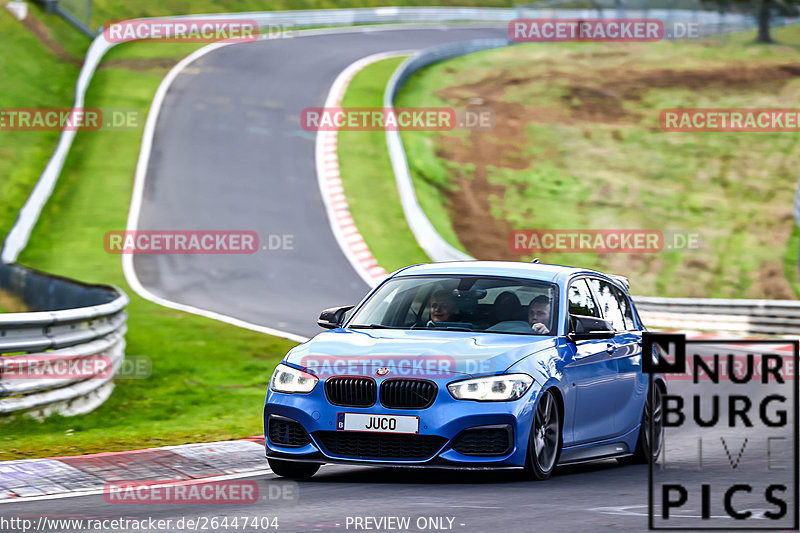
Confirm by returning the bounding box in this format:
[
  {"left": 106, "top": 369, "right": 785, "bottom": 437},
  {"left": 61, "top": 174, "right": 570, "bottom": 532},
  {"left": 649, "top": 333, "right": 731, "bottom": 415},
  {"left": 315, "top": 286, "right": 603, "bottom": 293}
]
[{"left": 606, "top": 343, "right": 616, "bottom": 354}]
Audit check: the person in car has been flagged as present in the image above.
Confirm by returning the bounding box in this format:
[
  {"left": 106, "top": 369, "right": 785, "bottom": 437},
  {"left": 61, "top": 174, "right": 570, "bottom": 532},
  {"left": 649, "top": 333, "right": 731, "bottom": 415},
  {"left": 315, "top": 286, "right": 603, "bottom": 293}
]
[
  {"left": 487, "top": 293, "right": 551, "bottom": 334},
  {"left": 528, "top": 295, "right": 551, "bottom": 334},
  {"left": 428, "top": 290, "right": 460, "bottom": 324}
]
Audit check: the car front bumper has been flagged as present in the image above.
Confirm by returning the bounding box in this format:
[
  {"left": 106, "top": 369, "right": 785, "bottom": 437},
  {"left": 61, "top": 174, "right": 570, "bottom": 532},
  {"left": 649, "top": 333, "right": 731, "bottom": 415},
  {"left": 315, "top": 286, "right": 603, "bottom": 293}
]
[{"left": 263, "top": 381, "right": 539, "bottom": 469}]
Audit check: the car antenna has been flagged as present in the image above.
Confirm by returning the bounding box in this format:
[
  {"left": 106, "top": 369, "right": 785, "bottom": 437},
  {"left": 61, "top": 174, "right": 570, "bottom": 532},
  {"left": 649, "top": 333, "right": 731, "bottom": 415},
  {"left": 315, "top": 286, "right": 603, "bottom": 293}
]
[{"left": 530, "top": 258, "right": 540, "bottom": 264}]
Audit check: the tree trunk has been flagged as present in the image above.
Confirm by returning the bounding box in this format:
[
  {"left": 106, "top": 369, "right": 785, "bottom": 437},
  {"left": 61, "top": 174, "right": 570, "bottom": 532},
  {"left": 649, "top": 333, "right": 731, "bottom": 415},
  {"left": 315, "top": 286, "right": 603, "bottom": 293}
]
[{"left": 757, "top": 0, "right": 773, "bottom": 43}]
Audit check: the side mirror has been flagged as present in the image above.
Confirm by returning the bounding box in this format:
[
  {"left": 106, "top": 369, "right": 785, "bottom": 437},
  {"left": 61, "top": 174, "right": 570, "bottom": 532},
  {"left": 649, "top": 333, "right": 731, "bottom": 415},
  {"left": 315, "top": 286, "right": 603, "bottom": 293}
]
[
  {"left": 318, "top": 305, "right": 354, "bottom": 329},
  {"left": 567, "top": 314, "right": 615, "bottom": 343}
]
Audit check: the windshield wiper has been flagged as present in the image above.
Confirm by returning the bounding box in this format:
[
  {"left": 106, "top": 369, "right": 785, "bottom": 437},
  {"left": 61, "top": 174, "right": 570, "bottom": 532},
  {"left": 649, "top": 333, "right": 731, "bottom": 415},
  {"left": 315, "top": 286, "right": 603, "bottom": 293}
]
[{"left": 348, "top": 324, "right": 408, "bottom": 330}]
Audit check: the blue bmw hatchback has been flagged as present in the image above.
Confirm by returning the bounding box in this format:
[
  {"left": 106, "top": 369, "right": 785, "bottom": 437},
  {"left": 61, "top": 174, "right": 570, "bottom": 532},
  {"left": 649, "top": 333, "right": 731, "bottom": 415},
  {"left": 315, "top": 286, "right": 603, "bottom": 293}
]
[{"left": 264, "top": 261, "right": 665, "bottom": 480}]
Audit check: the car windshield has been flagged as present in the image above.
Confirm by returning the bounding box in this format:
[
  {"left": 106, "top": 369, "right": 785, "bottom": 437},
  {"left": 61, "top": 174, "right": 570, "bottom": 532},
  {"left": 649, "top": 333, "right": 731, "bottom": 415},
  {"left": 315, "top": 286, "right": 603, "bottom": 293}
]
[{"left": 347, "top": 275, "right": 559, "bottom": 335}]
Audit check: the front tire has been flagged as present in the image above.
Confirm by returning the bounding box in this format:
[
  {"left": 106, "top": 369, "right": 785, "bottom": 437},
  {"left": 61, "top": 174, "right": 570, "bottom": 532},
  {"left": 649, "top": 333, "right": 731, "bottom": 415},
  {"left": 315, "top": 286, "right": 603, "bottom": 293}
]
[
  {"left": 524, "top": 389, "right": 561, "bottom": 480},
  {"left": 267, "top": 458, "right": 320, "bottom": 479}
]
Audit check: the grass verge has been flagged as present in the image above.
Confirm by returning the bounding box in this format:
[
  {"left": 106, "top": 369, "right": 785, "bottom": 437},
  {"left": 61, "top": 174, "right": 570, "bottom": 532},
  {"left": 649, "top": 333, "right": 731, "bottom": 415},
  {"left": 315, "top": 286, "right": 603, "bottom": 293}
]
[
  {"left": 0, "top": 39, "right": 297, "bottom": 461},
  {"left": 0, "top": 12, "right": 81, "bottom": 247},
  {"left": 337, "top": 56, "right": 430, "bottom": 272}
]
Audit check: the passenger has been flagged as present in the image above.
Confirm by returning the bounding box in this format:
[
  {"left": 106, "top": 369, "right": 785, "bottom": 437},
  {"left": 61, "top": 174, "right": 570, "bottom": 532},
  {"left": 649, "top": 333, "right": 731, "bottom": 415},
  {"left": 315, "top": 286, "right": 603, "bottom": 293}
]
[{"left": 528, "top": 295, "right": 551, "bottom": 334}]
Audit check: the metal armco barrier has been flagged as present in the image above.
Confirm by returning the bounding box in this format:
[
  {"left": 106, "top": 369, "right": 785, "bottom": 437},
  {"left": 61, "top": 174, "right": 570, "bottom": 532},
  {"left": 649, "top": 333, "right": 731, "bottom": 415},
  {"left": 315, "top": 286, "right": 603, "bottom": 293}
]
[
  {"left": 634, "top": 296, "right": 800, "bottom": 335},
  {"left": 0, "top": 263, "right": 128, "bottom": 415}
]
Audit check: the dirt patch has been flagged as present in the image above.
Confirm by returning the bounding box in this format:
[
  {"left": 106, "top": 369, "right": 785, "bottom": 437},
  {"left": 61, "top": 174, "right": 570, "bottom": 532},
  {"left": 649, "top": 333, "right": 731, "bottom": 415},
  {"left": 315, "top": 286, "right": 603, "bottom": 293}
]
[
  {"left": 747, "top": 261, "right": 795, "bottom": 299},
  {"left": 563, "top": 63, "right": 800, "bottom": 123},
  {"left": 19, "top": 12, "right": 82, "bottom": 66},
  {"left": 434, "top": 100, "right": 530, "bottom": 260},
  {"left": 440, "top": 161, "right": 518, "bottom": 262},
  {"left": 0, "top": 290, "right": 28, "bottom": 313},
  {"left": 16, "top": 12, "right": 178, "bottom": 72}
]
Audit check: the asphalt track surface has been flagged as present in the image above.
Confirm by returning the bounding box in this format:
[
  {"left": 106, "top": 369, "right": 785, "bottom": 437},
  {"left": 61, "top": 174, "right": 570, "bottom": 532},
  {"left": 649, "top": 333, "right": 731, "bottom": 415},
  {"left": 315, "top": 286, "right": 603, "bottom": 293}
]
[
  {"left": 132, "top": 25, "right": 508, "bottom": 339},
  {"left": 7, "top": 26, "right": 796, "bottom": 533}
]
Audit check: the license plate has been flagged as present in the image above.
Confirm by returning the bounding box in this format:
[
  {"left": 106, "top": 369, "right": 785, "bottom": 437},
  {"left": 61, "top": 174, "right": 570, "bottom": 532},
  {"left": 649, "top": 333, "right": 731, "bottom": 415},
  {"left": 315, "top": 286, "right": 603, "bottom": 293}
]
[{"left": 337, "top": 413, "right": 419, "bottom": 434}]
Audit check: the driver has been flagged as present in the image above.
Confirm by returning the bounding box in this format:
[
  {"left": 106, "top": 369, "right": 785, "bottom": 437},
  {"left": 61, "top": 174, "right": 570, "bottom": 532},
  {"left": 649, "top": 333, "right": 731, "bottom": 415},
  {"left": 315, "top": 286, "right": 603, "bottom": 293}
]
[
  {"left": 528, "top": 295, "right": 551, "bottom": 334},
  {"left": 428, "top": 290, "right": 459, "bottom": 324}
]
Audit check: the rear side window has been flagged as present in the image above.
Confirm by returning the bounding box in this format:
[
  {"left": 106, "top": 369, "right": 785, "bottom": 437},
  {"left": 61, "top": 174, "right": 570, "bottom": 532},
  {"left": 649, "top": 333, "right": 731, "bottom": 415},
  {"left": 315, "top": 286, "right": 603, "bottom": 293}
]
[
  {"left": 590, "top": 279, "right": 626, "bottom": 331},
  {"left": 612, "top": 286, "right": 636, "bottom": 330},
  {"left": 568, "top": 279, "right": 600, "bottom": 317}
]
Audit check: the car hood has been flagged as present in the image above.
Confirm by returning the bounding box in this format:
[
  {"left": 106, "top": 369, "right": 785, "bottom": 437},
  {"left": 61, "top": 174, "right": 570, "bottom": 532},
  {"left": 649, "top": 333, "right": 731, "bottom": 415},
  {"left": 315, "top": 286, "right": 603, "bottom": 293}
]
[{"left": 284, "top": 328, "right": 556, "bottom": 379}]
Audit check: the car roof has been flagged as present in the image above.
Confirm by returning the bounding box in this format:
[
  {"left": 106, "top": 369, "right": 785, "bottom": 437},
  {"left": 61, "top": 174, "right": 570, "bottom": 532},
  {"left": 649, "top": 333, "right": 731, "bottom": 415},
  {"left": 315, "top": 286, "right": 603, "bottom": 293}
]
[{"left": 391, "top": 261, "right": 610, "bottom": 286}]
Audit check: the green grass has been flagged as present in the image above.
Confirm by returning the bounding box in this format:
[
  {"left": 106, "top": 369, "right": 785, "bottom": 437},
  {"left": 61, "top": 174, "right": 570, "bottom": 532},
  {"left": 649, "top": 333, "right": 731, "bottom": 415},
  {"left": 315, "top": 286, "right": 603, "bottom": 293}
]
[
  {"left": 0, "top": 40, "right": 297, "bottom": 461},
  {"left": 0, "top": 13, "right": 81, "bottom": 247},
  {"left": 390, "top": 26, "right": 800, "bottom": 299},
  {"left": 55, "top": 0, "right": 513, "bottom": 32},
  {"left": 337, "top": 56, "right": 430, "bottom": 272},
  {"left": 33, "top": 5, "right": 93, "bottom": 59}
]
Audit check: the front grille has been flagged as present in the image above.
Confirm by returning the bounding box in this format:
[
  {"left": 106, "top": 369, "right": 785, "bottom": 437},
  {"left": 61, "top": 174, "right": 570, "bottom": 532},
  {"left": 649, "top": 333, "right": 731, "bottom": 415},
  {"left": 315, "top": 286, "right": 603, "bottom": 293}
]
[
  {"left": 451, "top": 425, "right": 513, "bottom": 456},
  {"left": 325, "top": 377, "right": 377, "bottom": 407},
  {"left": 268, "top": 417, "right": 311, "bottom": 448},
  {"left": 380, "top": 379, "right": 437, "bottom": 409},
  {"left": 315, "top": 431, "right": 447, "bottom": 460}
]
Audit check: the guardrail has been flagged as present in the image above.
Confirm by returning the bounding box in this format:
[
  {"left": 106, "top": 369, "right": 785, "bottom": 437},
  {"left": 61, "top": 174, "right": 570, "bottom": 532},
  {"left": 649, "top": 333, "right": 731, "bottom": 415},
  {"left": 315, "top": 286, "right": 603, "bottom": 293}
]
[
  {"left": 634, "top": 296, "right": 800, "bottom": 336},
  {"left": 0, "top": 263, "right": 128, "bottom": 415}
]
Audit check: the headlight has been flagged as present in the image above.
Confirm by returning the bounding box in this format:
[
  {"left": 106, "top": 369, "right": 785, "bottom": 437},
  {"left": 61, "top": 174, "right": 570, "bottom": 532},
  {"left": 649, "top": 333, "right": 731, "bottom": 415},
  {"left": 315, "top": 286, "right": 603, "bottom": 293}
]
[
  {"left": 447, "top": 373, "right": 533, "bottom": 401},
  {"left": 270, "top": 363, "right": 318, "bottom": 394}
]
